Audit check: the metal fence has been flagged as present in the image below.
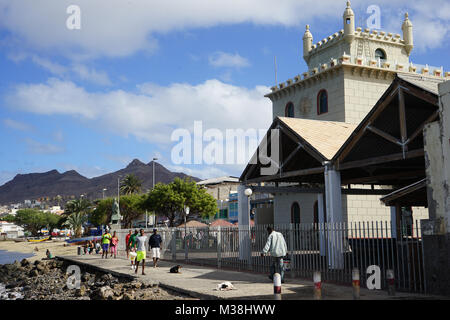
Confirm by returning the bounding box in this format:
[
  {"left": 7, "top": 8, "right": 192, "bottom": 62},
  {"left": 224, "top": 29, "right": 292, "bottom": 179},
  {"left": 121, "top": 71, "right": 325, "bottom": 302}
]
[{"left": 115, "top": 220, "right": 426, "bottom": 294}]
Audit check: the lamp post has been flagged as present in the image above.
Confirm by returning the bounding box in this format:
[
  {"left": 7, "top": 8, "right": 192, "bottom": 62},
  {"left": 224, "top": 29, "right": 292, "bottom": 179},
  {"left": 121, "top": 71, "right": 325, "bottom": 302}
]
[
  {"left": 152, "top": 157, "right": 158, "bottom": 189},
  {"left": 117, "top": 175, "right": 121, "bottom": 218},
  {"left": 244, "top": 188, "right": 253, "bottom": 267},
  {"left": 184, "top": 206, "right": 190, "bottom": 260},
  {"left": 102, "top": 188, "right": 107, "bottom": 199}
]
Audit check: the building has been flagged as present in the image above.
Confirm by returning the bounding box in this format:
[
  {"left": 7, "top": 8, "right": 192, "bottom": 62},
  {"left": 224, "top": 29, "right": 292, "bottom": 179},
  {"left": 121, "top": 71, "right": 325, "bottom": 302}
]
[
  {"left": 0, "top": 221, "right": 24, "bottom": 238},
  {"left": 197, "top": 176, "right": 240, "bottom": 221},
  {"left": 239, "top": 1, "right": 448, "bottom": 227}
]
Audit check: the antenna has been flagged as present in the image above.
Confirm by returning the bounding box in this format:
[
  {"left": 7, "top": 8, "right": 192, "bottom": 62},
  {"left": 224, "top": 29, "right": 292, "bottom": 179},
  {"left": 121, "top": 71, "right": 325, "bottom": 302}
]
[{"left": 274, "top": 56, "right": 278, "bottom": 86}]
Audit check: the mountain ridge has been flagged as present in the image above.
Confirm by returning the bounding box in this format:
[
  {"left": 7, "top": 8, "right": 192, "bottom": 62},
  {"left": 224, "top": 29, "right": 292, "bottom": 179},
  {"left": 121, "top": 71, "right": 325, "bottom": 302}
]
[{"left": 0, "top": 159, "right": 200, "bottom": 205}]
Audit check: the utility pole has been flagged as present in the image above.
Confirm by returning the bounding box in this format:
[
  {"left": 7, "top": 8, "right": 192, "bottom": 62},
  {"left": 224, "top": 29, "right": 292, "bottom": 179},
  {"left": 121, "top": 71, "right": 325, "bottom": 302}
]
[{"left": 152, "top": 157, "right": 158, "bottom": 189}]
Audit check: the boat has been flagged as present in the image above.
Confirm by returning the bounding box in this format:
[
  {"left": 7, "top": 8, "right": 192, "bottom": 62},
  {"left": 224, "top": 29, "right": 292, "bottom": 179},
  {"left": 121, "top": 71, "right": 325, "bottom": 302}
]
[{"left": 27, "top": 236, "right": 50, "bottom": 243}]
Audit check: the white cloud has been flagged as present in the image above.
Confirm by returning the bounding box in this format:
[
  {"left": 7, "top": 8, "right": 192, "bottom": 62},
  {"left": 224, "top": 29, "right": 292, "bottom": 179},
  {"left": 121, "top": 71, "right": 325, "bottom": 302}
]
[
  {"left": 24, "top": 138, "right": 65, "bottom": 155},
  {"left": 71, "top": 63, "right": 112, "bottom": 86},
  {"left": 3, "top": 118, "right": 33, "bottom": 132},
  {"left": 6, "top": 78, "right": 272, "bottom": 146},
  {"left": 209, "top": 52, "right": 250, "bottom": 68},
  {"left": 0, "top": 0, "right": 346, "bottom": 60}
]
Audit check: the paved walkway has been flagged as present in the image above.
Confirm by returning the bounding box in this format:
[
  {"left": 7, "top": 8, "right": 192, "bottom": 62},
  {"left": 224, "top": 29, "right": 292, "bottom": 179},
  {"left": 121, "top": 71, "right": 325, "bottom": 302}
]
[{"left": 58, "top": 255, "right": 445, "bottom": 300}]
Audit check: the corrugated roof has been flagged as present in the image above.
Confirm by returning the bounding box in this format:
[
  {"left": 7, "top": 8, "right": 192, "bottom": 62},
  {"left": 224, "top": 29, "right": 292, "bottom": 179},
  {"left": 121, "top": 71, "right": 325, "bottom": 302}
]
[
  {"left": 278, "top": 117, "right": 357, "bottom": 160},
  {"left": 397, "top": 73, "right": 446, "bottom": 95},
  {"left": 197, "top": 176, "right": 240, "bottom": 185}
]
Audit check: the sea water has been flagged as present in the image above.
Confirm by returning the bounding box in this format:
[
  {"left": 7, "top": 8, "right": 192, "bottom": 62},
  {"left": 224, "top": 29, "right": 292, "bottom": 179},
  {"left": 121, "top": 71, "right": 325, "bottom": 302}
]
[
  {"left": 0, "top": 250, "right": 34, "bottom": 265},
  {"left": 0, "top": 250, "right": 33, "bottom": 300}
]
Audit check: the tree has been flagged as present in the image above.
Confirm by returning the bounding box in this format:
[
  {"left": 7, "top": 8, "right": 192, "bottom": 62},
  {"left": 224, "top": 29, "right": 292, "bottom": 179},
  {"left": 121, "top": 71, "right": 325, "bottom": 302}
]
[
  {"left": 143, "top": 178, "right": 217, "bottom": 227},
  {"left": 120, "top": 174, "right": 142, "bottom": 195},
  {"left": 5, "top": 209, "right": 62, "bottom": 236},
  {"left": 64, "top": 198, "right": 91, "bottom": 216},
  {"left": 90, "top": 194, "right": 146, "bottom": 228},
  {"left": 63, "top": 212, "right": 88, "bottom": 238}
]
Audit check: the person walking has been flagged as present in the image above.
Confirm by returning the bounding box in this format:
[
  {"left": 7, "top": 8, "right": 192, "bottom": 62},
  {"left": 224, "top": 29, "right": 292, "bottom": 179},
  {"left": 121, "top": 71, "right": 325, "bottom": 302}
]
[
  {"left": 101, "top": 230, "right": 112, "bottom": 259},
  {"left": 149, "top": 229, "right": 162, "bottom": 268},
  {"left": 135, "top": 229, "right": 148, "bottom": 275},
  {"left": 129, "top": 229, "right": 139, "bottom": 251},
  {"left": 260, "top": 226, "right": 287, "bottom": 283},
  {"left": 110, "top": 231, "right": 119, "bottom": 259},
  {"left": 125, "top": 230, "right": 132, "bottom": 259}
]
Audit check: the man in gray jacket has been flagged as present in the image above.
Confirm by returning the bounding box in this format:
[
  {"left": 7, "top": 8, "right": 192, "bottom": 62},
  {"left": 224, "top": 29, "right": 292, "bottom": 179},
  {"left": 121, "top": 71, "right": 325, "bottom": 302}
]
[{"left": 261, "top": 226, "right": 287, "bottom": 283}]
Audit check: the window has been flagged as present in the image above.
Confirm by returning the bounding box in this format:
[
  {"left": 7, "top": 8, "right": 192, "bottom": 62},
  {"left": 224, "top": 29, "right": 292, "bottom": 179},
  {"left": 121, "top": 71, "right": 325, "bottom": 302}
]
[
  {"left": 313, "top": 201, "right": 319, "bottom": 225},
  {"left": 285, "top": 102, "right": 294, "bottom": 117},
  {"left": 317, "top": 90, "right": 328, "bottom": 115},
  {"left": 375, "top": 48, "right": 386, "bottom": 61},
  {"left": 346, "top": 18, "right": 351, "bottom": 25},
  {"left": 291, "top": 202, "right": 300, "bottom": 224}
]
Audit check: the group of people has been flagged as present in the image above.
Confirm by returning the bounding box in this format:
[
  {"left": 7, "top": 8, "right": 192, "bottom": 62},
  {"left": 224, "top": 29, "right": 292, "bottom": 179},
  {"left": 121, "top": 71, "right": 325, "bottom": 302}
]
[
  {"left": 125, "top": 228, "right": 162, "bottom": 275},
  {"left": 89, "top": 225, "right": 285, "bottom": 283}
]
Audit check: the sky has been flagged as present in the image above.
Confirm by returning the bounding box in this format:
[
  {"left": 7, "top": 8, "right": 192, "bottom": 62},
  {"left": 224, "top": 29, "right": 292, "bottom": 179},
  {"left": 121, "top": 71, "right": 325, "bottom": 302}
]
[{"left": 0, "top": 0, "right": 449, "bottom": 185}]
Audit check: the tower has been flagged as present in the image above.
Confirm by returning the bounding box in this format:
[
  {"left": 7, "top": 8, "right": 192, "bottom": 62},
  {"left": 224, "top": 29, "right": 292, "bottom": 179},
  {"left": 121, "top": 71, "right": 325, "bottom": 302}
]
[
  {"left": 343, "top": 1, "right": 355, "bottom": 44},
  {"left": 303, "top": 25, "right": 313, "bottom": 63},
  {"left": 402, "top": 12, "right": 414, "bottom": 56}
]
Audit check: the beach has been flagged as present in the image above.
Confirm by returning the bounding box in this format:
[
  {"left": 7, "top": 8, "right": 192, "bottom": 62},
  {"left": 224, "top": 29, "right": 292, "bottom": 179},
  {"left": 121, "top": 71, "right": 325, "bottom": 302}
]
[{"left": 0, "top": 239, "right": 76, "bottom": 264}]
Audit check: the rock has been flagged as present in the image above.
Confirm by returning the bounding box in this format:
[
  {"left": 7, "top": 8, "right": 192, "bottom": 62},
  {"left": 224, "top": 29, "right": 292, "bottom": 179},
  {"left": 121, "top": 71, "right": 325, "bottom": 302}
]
[
  {"left": 75, "top": 285, "right": 87, "bottom": 297},
  {"left": 92, "top": 286, "right": 114, "bottom": 300},
  {"left": 130, "top": 281, "right": 142, "bottom": 289},
  {"left": 34, "top": 260, "right": 42, "bottom": 266},
  {"left": 21, "top": 259, "right": 30, "bottom": 267},
  {"left": 122, "top": 293, "right": 134, "bottom": 300},
  {"left": 28, "top": 269, "right": 39, "bottom": 277}
]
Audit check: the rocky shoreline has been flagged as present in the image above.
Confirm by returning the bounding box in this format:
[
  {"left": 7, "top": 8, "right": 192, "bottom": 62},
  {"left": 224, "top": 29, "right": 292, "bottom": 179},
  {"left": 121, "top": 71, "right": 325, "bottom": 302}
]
[{"left": 0, "top": 258, "right": 194, "bottom": 300}]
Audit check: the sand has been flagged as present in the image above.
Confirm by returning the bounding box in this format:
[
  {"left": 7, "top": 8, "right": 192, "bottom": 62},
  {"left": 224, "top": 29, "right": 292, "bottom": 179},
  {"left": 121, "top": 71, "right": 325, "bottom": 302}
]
[{"left": 0, "top": 239, "right": 76, "bottom": 263}]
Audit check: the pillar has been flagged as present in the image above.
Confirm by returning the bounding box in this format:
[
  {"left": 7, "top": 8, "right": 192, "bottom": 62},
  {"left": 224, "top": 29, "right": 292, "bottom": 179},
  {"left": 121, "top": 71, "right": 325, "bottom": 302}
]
[
  {"left": 324, "top": 162, "right": 344, "bottom": 269},
  {"left": 237, "top": 185, "right": 252, "bottom": 265}
]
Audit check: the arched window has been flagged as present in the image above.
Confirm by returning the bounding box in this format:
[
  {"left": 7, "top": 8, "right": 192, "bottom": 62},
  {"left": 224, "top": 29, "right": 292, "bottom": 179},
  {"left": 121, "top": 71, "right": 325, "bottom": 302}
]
[
  {"left": 375, "top": 48, "right": 386, "bottom": 61},
  {"left": 291, "top": 202, "right": 300, "bottom": 224},
  {"left": 285, "top": 102, "right": 294, "bottom": 118},
  {"left": 317, "top": 90, "right": 328, "bottom": 115}
]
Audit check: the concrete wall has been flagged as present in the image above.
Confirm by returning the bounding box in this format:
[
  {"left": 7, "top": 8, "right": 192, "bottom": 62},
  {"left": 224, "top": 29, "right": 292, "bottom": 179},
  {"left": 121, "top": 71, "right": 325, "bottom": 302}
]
[
  {"left": 272, "top": 70, "right": 346, "bottom": 122},
  {"left": 255, "top": 206, "right": 274, "bottom": 225},
  {"left": 272, "top": 192, "right": 428, "bottom": 225},
  {"left": 343, "top": 70, "right": 393, "bottom": 123},
  {"left": 204, "top": 183, "right": 239, "bottom": 201}
]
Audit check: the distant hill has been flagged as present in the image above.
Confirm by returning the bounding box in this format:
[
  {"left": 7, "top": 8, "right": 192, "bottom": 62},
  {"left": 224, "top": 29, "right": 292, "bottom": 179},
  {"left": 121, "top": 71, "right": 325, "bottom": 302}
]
[{"left": 0, "top": 159, "right": 200, "bottom": 205}]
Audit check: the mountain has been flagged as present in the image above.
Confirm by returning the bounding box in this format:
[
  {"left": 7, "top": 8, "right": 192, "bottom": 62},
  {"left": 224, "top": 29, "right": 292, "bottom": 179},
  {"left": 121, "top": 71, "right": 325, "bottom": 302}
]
[{"left": 0, "top": 160, "right": 200, "bottom": 205}]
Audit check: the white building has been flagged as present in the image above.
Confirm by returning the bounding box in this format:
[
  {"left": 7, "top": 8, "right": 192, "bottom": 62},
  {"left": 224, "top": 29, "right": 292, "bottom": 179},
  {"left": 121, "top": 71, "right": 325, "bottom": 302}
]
[
  {"left": 0, "top": 221, "right": 24, "bottom": 238},
  {"left": 240, "top": 1, "right": 447, "bottom": 228}
]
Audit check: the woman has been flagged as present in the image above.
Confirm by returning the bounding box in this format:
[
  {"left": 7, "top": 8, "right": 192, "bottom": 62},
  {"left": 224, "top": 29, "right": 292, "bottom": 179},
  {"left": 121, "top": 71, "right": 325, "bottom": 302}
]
[{"left": 110, "top": 231, "right": 119, "bottom": 259}]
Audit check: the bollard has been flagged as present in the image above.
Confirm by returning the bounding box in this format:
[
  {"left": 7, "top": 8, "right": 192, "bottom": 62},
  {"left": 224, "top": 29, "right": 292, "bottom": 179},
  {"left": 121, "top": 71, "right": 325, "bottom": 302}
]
[
  {"left": 352, "top": 268, "right": 360, "bottom": 300},
  {"left": 387, "top": 269, "right": 395, "bottom": 296},
  {"left": 273, "top": 273, "right": 282, "bottom": 300},
  {"left": 77, "top": 246, "right": 81, "bottom": 255},
  {"left": 313, "top": 271, "right": 322, "bottom": 300}
]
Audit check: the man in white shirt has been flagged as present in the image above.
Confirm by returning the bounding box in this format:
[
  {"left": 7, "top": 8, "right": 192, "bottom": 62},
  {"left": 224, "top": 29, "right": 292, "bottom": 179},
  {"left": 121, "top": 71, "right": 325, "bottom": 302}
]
[{"left": 261, "top": 226, "right": 287, "bottom": 283}]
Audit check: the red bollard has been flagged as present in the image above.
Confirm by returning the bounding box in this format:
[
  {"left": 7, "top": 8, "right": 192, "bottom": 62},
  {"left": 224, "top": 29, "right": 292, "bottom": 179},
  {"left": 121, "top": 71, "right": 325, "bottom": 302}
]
[
  {"left": 313, "top": 271, "right": 322, "bottom": 300},
  {"left": 352, "top": 268, "right": 360, "bottom": 300},
  {"left": 273, "top": 273, "right": 282, "bottom": 300},
  {"left": 387, "top": 269, "right": 395, "bottom": 296}
]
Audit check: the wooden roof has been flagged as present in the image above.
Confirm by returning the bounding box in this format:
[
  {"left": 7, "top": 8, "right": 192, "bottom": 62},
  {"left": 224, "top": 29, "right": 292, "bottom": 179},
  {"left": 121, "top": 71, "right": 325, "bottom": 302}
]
[{"left": 278, "top": 117, "right": 357, "bottom": 160}]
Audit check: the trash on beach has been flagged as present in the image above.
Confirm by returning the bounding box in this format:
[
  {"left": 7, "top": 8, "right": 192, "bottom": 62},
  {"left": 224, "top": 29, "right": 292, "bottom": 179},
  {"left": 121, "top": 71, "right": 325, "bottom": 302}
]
[{"left": 215, "top": 281, "right": 236, "bottom": 291}]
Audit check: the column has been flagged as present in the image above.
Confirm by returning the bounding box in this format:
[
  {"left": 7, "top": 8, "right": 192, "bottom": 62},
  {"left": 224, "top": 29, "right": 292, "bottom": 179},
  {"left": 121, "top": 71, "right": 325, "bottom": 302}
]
[
  {"left": 317, "top": 193, "right": 326, "bottom": 256},
  {"left": 237, "top": 185, "right": 251, "bottom": 265},
  {"left": 324, "top": 162, "right": 344, "bottom": 269}
]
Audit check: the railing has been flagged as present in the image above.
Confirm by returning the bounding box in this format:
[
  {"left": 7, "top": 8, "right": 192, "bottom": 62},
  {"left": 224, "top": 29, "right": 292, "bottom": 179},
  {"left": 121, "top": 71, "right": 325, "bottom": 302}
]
[{"left": 115, "top": 220, "right": 426, "bottom": 294}]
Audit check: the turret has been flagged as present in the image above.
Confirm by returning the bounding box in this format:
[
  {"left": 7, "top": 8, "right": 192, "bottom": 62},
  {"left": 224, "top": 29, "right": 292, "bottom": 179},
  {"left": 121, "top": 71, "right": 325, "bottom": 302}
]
[
  {"left": 303, "top": 25, "right": 313, "bottom": 62},
  {"left": 402, "top": 12, "right": 413, "bottom": 56},
  {"left": 343, "top": 1, "right": 355, "bottom": 44}
]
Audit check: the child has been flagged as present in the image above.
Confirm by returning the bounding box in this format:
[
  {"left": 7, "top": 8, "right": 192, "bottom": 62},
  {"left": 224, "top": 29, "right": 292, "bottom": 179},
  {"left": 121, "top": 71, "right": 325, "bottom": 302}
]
[{"left": 129, "top": 247, "right": 137, "bottom": 271}]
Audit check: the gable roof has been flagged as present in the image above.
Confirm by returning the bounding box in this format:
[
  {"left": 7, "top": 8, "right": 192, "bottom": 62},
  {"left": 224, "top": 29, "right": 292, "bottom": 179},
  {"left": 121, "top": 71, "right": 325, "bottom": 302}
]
[
  {"left": 397, "top": 73, "right": 445, "bottom": 95},
  {"left": 278, "top": 117, "right": 357, "bottom": 160}
]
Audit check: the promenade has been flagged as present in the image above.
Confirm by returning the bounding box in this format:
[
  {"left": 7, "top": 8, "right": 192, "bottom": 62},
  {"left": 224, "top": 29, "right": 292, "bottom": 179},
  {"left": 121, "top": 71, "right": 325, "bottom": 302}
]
[{"left": 58, "top": 254, "right": 444, "bottom": 300}]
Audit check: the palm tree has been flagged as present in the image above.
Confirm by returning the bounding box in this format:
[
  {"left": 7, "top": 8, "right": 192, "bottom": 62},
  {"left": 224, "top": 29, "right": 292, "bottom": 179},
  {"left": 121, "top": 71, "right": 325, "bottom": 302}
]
[
  {"left": 120, "top": 174, "right": 142, "bottom": 195},
  {"left": 63, "top": 212, "right": 88, "bottom": 238},
  {"left": 65, "top": 198, "right": 91, "bottom": 216}
]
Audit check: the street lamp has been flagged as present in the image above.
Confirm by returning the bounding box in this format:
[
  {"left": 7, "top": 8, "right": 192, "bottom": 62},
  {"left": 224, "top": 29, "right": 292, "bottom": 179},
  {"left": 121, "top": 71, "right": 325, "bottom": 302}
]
[
  {"left": 102, "top": 188, "right": 107, "bottom": 199},
  {"left": 152, "top": 157, "right": 158, "bottom": 189},
  {"left": 184, "top": 206, "right": 190, "bottom": 260}
]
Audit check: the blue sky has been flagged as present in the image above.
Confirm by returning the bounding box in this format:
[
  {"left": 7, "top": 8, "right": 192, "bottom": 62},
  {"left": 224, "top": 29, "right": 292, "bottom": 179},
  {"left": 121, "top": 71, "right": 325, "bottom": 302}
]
[{"left": 0, "top": 0, "right": 449, "bottom": 185}]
